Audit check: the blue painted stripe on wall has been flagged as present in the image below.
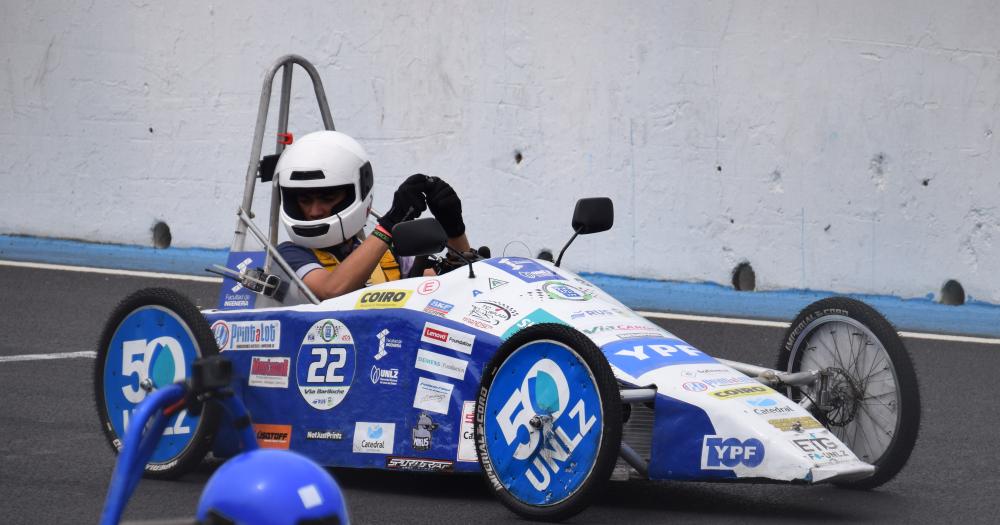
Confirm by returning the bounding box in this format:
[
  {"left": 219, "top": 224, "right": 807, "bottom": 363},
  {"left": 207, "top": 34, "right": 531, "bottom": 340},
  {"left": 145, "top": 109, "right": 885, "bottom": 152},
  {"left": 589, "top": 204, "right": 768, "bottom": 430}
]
[
  {"left": 0, "top": 235, "right": 227, "bottom": 276},
  {"left": 2, "top": 235, "right": 998, "bottom": 338}
]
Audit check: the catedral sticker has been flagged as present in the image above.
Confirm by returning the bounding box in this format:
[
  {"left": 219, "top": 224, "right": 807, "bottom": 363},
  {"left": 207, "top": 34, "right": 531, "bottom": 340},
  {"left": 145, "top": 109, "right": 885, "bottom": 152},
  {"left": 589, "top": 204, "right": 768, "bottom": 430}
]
[
  {"left": 420, "top": 322, "right": 475, "bottom": 354},
  {"left": 211, "top": 320, "right": 281, "bottom": 351},
  {"left": 248, "top": 356, "right": 290, "bottom": 388},
  {"left": 255, "top": 423, "right": 292, "bottom": 449},
  {"left": 353, "top": 422, "right": 394, "bottom": 454},
  {"left": 354, "top": 289, "right": 412, "bottom": 309},
  {"left": 296, "top": 319, "right": 356, "bottom": 410},
  {"left": 482, "top": 342, "right": 602, "bottom": 505}
]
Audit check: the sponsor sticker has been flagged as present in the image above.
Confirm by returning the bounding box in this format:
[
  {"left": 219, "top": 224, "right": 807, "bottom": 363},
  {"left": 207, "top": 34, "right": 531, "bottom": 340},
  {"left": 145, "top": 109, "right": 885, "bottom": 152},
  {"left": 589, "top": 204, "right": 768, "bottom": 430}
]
[
  {"left": 212, "top": 320, "right": 281, "bottom": 351},
  {"left": 374, "top": 329, "right": 402, "bottom": 360},
  {"left": 420, "top": 322, "right": 475, "bottom": 355},
  {"left": 248, "top": 356, "right": 290, "bottom": 389},
  {"left": 791, "top": 432, "right": 851, "bottom": 461},
  {"left": 385, "top": 457, "right": 454, "bottom": 472},
  {"left": 701, "top": 436, "right": 765, "bottom": 470},
  {"left": 370, "top": 364, "right": 400, "bottom": 386},
  {"left": 414, "top": 349, "right": 468, "bottom": 381},
  {"left": 255, "top": 423, "right": 292, "bottom": 449},
  {"left": 682, "top": 381, "right": 708, "bottom": 392},
  {"left": 417, "top": 279, "right": 440, "bottom": 295},
  {"left": 500, "top": 308, "right": 566, "bottom": 339},
  {"left": 411, "top": 413, "right": 438, "bottom": 451},
  {"left": 569, "top": 308, "right": 624, "bottom": 320},
  {"left": 541, "top": 281, "right": 592, "bottom": 301},
  {"left": 603, "top": 337, "right": 717, "bottom": 377},
  {"left": 423, "top": 299, "right": 454, "bottom": 317},
  {"left": 296, "top": 319, "right": 356, "bottom": 410},
  {"left": 484, "top": 257, "right": 563, "bottom": 282},
  {"left": 413, "top": 376, "right": 455, "bottom": 415},
  {"left": 355, "top": 289, "right": 412, "bottom": 309},
  {"left": 216, "top": 251, "right": 265, "bottom": 310},
  {"left": 488, "top": 277, "right": 508, "bottom": 289},
  {"left": 747, "top": 397, "right": 796, "bottom": 416},
  {"left": 462, "top": 301, "right": 519, "bottom": 331},
  {"left": 353, "top": 422, "right": 395, "bottom": 454},
  {"left": 768, "top": 416, "right": 824, "bottom": 432},
  {"left": 708, "top": 385, "right": 775, "bottom": 400},
  {"left": 306, "top": 430, "right": 344, "bottom": 441},
  {"left": 457, "top": 400, "right": 476, "bottom": 462}
]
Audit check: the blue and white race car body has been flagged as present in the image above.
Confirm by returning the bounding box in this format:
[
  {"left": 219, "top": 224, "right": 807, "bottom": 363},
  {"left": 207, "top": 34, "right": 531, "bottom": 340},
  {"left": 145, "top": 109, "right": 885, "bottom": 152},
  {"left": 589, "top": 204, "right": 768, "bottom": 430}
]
[{"left": 202, "top": 255, "right": 873, "bottom": 482}]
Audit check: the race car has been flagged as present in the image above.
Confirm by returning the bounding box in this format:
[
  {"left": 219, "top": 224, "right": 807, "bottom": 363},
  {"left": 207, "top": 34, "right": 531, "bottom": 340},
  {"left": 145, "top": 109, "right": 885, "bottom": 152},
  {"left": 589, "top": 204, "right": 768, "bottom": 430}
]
[{"left": 93, "top": 55, "right": 921, "bottom": 522}]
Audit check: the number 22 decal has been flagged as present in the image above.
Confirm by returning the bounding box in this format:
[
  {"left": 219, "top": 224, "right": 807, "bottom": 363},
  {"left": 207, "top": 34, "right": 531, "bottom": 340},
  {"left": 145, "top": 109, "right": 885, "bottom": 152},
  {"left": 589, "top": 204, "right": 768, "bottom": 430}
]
[{"left": 306, "top": 347, "right": 347, "bottom": 383}]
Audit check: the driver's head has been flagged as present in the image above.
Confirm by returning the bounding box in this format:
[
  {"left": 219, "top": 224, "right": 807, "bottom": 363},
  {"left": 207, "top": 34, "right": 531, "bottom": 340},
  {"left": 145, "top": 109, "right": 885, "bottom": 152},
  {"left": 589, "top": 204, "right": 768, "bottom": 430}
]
[{"left": 277, "top": 131, "right": 374, "bottom": 248}]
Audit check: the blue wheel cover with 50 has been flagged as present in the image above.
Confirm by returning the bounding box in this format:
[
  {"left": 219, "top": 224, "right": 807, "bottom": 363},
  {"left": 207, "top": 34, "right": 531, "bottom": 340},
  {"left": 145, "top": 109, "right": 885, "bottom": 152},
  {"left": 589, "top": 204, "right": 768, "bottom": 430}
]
[
  {"left": 103, "top": 307, "right": 202, "bottom": 463},
  {"left": 484, "top": 341, "right": 602, "bottom": 505}
]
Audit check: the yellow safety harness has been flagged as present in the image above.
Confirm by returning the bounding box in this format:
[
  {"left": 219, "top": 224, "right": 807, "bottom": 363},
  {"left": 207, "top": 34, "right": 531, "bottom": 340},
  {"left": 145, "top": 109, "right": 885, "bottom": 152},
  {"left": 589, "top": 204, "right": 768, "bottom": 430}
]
[{"left": 310, "top": 247, "right": 401, "bottom": 284}]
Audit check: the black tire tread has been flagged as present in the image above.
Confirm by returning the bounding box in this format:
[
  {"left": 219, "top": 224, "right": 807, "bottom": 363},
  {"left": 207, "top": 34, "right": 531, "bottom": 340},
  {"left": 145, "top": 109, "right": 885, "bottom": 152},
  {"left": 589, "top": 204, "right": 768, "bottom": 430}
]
[
  {"left": 776, "top": 296, "right": 921, "bottom": 490},
  {"left": 476, "top": 323, "right": 622, "bottom": 522},
  {"left": 93, "top": 287, "right": 220, "bottom": 480}
]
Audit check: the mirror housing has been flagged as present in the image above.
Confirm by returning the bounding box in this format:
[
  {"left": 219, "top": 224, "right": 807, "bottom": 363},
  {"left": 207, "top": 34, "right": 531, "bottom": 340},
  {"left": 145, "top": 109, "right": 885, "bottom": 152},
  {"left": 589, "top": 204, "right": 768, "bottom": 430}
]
[
  {"left": 391, "top": 218, "right": 448, "bottom": 256},
  {"left": 571, "top": 197, "right": 614, "bottom": 234}
]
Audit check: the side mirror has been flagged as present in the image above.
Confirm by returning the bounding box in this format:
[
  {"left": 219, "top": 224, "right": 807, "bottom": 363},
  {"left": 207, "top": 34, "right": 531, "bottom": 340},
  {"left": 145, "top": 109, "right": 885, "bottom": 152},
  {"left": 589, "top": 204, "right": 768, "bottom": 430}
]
[
  {"left": 571, "top": 197, "right": 614, "bottom": 234},
  {"left": 391, "top": 218, "right": 448, "bottom": 256}
]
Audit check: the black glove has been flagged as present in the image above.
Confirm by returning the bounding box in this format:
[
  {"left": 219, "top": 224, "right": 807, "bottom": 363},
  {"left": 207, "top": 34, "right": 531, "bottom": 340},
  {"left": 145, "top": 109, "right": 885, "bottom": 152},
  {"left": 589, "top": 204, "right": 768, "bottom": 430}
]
[
  {"left": 425, "top": 176, "right": 465, "bottom": 238},
  {"left": 378, "top": 174, "right": 429, "bottom": 231}
]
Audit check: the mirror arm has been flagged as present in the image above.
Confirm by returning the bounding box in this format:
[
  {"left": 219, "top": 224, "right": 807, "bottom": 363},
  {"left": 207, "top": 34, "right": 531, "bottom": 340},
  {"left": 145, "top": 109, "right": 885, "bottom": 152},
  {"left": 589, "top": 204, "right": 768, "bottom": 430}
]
[
  {"left": 445, "top": 245, "right": 476, "bottom": 278},
  {"left": 554, "top": 229, "right": 581, "bottom": 268}
]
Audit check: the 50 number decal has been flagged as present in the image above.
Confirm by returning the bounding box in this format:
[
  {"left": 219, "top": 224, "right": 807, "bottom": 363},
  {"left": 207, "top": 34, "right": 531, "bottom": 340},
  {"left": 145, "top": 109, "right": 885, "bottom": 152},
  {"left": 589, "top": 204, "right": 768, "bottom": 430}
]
[{"left": 297, "top": 319, "right": 356, "bottom": 410}]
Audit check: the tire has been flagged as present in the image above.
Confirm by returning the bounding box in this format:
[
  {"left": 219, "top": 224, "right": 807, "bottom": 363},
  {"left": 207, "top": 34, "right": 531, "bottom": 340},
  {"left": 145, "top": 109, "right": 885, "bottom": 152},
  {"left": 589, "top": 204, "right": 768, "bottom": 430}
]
[
  {"left": 475, "top": 324, "right": 622, "bottom": 522},
  {"left": 775, "top": 297, "right": 920, "bottom": 489},
  {"left": 94, "top": 287, "right": 221, "bottom": 479}
]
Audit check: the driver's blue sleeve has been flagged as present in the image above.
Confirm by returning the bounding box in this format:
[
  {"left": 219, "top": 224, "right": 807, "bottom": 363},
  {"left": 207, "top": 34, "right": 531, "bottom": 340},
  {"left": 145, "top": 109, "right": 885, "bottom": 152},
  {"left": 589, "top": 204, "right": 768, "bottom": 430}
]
[{"left": 277, "top": 242, "right": 323, "bottom": 279}]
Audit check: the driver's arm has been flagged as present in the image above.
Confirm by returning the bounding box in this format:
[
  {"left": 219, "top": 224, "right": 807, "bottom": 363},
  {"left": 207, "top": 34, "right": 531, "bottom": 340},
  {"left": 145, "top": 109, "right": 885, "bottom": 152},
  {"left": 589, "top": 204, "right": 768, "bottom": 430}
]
[
  {"left": 304, "top": 175, "right": 428, "bottom": 300},
  {"left": 302, "top": 235, "right": 392, "bottom": 300}
]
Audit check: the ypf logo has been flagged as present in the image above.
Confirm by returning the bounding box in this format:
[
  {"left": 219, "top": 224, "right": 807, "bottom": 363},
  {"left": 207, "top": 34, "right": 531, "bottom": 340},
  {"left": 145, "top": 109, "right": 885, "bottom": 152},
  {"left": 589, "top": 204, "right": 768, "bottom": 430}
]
[{"left": 701, "top": 436, "right": 765, "bottom": 470}]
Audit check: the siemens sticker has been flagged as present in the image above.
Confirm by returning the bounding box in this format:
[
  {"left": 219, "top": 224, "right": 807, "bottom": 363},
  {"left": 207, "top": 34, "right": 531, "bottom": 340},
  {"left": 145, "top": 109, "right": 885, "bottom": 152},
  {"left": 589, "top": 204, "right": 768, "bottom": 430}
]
[
  {"left": 603, "top": 337, "right": 717, "bottom": 377},
  {"left": 211, "top": 320, "right": 280, "bottom": 351}
]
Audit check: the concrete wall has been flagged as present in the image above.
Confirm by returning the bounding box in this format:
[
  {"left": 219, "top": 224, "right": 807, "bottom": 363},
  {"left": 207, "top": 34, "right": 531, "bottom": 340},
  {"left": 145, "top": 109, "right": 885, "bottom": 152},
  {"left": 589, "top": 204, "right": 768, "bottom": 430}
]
[{"left": 2, "top": 1, "right": 998, "bottom": 301}]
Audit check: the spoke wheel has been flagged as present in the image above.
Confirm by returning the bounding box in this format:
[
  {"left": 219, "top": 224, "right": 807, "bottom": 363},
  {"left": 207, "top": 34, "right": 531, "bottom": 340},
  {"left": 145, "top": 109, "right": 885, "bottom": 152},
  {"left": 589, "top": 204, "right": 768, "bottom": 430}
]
[{"left": 776, "top": 297, "right": 920, "bottom": 489}]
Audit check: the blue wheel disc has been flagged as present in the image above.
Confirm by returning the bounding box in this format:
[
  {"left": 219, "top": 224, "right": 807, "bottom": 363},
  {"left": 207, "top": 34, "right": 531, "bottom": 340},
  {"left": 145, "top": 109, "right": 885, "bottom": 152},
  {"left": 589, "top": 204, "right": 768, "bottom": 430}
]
[
  {"left": 103, "top": 306, "right": 203, "bottom": 464},
  {"left": 483, "top": 340, "right": 604, "bottom": 506}
]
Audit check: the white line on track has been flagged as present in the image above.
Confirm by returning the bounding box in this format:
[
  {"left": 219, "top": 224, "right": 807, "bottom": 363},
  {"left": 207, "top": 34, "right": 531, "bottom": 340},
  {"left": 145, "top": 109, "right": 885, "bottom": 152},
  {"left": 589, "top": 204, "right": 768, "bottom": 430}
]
[
  {"left": 0, "top": 351, "right": 97, "bottom": 363},
  {"left": 0, "top": 259, "right": 222, "bottom": 283},
  {"left": 2, "top": 260, "right": 996, "bottom": 347},
  {"left": 637, "top": 310, "right": 1000, "bottom": 345}
]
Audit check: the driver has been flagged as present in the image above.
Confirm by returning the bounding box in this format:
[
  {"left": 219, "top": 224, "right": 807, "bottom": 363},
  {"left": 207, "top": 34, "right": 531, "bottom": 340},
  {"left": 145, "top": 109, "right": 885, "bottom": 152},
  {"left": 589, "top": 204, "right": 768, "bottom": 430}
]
[{"left": 275, "top": 130, "right": 470, "bottom": 300}]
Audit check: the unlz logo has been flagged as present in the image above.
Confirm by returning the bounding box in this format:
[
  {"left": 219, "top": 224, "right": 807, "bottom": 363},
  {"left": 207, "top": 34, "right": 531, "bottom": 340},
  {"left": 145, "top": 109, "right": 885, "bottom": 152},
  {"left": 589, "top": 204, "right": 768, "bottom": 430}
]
[{"left": 496, "top": 359, "right": 596, "bottom": 491}]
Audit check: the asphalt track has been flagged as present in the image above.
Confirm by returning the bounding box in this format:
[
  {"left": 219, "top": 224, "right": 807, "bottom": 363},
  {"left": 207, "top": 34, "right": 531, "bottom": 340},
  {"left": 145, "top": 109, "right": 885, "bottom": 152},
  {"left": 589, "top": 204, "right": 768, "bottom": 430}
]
[{"left": 1, "top": 264, "right": 998, "bottom": 524}]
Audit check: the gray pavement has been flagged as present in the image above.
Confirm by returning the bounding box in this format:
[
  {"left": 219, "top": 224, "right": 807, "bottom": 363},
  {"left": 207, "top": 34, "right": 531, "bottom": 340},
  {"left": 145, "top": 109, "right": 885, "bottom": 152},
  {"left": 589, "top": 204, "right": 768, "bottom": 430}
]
[{"left": 0, "top": 264, "right": 997, "bottom": 524}]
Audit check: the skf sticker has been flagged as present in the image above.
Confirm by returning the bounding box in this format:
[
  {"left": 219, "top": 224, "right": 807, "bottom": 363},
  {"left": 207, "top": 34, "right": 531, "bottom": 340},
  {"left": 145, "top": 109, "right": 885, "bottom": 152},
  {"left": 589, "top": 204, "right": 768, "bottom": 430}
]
[{"left": 355, "top": 290, "right": 412, "bottom": 309}]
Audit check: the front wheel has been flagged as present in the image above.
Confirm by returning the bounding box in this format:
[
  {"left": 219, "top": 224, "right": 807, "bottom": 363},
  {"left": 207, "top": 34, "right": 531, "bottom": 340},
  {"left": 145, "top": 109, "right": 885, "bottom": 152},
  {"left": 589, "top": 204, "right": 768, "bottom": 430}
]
[
  {"left": 94, "top": 287, "right": 221, "bottom": 479},
  {"left": 776, "top": 297, "right": 920, "bottom": 489},
  {"left": 475, "top": 324, "right": 622, "bottom": 522}
]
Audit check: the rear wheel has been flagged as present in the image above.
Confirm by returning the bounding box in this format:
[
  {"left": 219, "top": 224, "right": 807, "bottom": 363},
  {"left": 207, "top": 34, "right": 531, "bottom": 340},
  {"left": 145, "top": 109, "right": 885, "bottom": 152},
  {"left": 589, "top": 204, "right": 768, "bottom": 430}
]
[
  {"left": 475, "top": 324, "right": 622, "bottom": 521},
  {"left": 776, "top": 297, "right": 920, "bottom": 489},
  {"left": 94, "top": 287, "right": 220, "bottom": 479}
]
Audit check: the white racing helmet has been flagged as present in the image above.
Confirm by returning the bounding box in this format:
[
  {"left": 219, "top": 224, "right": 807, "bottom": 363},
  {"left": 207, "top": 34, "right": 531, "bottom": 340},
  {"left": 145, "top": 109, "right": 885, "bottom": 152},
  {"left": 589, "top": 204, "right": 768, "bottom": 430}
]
[{"left": 276, "top": 130, "right": 374, "bottom": 248}]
